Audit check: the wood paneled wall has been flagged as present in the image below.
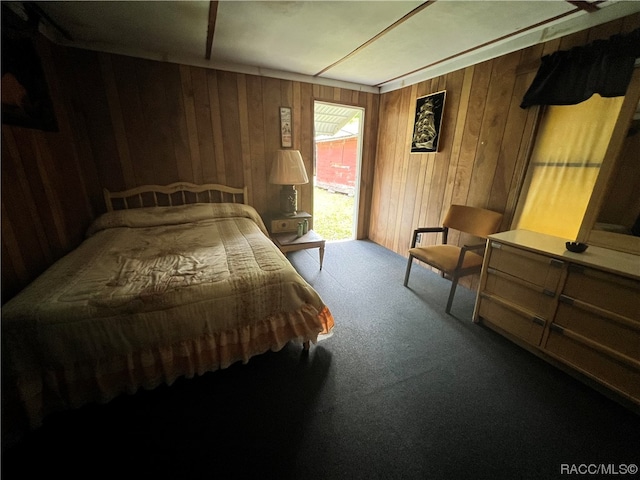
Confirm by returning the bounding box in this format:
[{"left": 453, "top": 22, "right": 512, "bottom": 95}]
[
  {"left": 369, "top": 14, "right": 640, "bottom": 289},
  {"left": 2, "top": 38, "right": 96, "bottom": 302},
  {"left": 1, "top": 39, "right": 379, "bottom": 302},
  {"left": 2, "top": 13, "right": 638, "bottom": 302},
  {"left": 66, "top": 47, "right": 379, "bottom": 223}
]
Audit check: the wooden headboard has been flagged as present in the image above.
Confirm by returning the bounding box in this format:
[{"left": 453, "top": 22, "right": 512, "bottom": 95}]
[{"left": 103, "top": 182, "right": 249, "bottom": 212}]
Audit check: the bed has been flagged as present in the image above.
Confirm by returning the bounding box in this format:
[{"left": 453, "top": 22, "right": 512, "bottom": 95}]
[{"left": 1, "top": 182, "right": 334, "bottom": 435}]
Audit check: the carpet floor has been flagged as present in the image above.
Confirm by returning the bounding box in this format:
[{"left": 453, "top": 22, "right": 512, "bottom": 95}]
[{"left": 2, "top": 240, "right": 639, "bottom": 479}]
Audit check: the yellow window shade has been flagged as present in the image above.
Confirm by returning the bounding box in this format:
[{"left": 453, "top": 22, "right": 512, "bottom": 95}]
[{"left": 515, "top": 94, "right": 624, "bottom": 240}]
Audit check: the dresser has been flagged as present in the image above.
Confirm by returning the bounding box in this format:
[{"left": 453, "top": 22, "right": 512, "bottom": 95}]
[{"left": 473, "top": 230, "right": 640, "bottom": 410}]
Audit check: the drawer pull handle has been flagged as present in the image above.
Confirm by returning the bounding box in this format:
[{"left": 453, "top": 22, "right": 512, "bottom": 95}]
[
  {"left": 559, "top": 294, "right": 574, "bottom": 305},
  {"left": 549, "top": 258, "right": 564, "bottom": 268},
  {"left": 543, "top": 289, "right": 555, "bottom": 297},
  {"left": 532, "top": 316, "right": 545, "bottom": 326},
  {"left": 490, "top": 242, "right": 502, "bottom": 249},
  {"left": 550, "top": 323, "right": 565, "bottom": 333}
]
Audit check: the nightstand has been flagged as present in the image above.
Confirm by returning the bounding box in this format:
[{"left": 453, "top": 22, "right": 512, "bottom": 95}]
[
  {"left": 269, "top": 211, "right": 325, "bottom": 269},
  {"left": 272, "top": 230, "right": 325, "bottom": 270}
]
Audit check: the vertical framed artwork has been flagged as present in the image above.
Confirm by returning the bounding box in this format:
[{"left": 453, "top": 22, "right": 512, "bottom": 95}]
[
  {"left": 411, "top": 90, "right": 446, "bottom": 153},
  {"left": 280, "top": 106, "right": 292, "bottom": 148},
  {"left": 1, "top": 33, "right": 58, "bottom": 132}
]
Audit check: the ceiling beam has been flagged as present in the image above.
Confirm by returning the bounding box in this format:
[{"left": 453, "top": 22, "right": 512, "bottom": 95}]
[
  {"left": 378, "top": 6, "right": 585, "bottom": 87},
  {"left": 205, "top": 1, "right": 219, "bottom": 60},
  {"left": 315, "top": 1, "right": 434, "bottom": 77},
  {"left": 565, "top": 1, "right": 603, "bottom": 13},
  {"left": 23, "top": 1, "right": 74, "bottom": 41}
]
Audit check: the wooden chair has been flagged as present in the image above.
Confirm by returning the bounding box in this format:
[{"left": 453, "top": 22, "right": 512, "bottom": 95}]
[{"left": 404, "top": 205, "right": 503, "bottom": 313}]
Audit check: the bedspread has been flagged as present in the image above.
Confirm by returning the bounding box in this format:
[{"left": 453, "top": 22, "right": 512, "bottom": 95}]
[{"left": 2, "top": 203, "right": 333, "bottom": 431}]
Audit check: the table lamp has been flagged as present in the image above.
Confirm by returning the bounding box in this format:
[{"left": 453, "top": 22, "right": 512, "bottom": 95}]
[{"left": 269, "top": 149, "right": 309, "bottom": 215}]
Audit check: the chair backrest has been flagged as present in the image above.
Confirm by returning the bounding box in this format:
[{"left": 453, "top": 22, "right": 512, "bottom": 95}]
[{"left": 442, "top": 205, "right": 503, "bottom": 238}]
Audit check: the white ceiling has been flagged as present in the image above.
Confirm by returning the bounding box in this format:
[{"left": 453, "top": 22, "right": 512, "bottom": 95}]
[{"left": 17, "top": 0, "right": 640, "bottom": 93}]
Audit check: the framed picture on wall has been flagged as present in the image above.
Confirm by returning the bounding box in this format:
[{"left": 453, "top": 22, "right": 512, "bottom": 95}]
[
  {"left": 280, "top": 106, "right": 292, "bottom": 148},
  {"left": 1, "top": 33, "right": 58, "bottom": 132},
  {"left": 410, "top": 90, "right": 446, "bottom": 153}
]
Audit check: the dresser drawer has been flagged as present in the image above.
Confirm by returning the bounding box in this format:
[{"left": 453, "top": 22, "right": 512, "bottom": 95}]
[
  {"left": 555, "top": 301, "right": 640, "bottom": 361},
  {"left": 488, "top": 242, "right": 564, "bottom": 292},
  {"left": 271, "top": 217, "right": 301, "bottom": 233},
  {"left": 563, "top": 265, "right": 640, "bottom": 321},
  {"left": 270, "top": 212, "right": 312, "bottom": 234},
  {"left": 477, "top": 294, "right": 546, "bottom": 346},
  {"left": 484, "top": 268, "right": 556, "bottom": 319},
  {"left": 545, "top": 326, "right": 640, "bottom": 403}
]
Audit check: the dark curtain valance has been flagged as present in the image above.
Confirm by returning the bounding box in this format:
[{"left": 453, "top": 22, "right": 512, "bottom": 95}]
[{"left": 520, "top": 28, "right": 640, "bottom": 108}]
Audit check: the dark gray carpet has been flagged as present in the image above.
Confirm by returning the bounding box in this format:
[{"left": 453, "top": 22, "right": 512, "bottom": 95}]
[{"left": 2, "top": 240, "right": 639, "bottom": 479}]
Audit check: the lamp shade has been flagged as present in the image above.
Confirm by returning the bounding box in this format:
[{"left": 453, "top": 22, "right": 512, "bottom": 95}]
[{"left": 269, "top": 150, "right": 309, "bottom": 185}]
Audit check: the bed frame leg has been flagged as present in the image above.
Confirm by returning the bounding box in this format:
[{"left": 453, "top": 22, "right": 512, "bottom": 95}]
[{"left": 303, "top": 341, "right": 310, "bottom": 351}]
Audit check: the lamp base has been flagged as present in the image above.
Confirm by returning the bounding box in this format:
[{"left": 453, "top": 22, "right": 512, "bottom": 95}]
[{"left": 279, "top": 185, "right": 298, "bottom": 215}]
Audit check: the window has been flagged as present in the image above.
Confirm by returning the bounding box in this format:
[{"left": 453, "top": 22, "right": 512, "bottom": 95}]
[{"left": 513, "top": 94, "right": 624, "bottom": 240}]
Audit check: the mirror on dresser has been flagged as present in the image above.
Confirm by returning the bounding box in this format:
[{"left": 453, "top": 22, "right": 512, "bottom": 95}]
[{"left": 578, "top": 66, "right": 640, "bottom": 255}]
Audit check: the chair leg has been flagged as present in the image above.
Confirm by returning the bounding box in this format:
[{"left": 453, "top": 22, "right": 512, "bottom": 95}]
[
  {"left": 404, "top": 255, "right": 414, "bottom": 286},
  {"left": 445, "top": 276, "right": 460, "bottom": 314}
]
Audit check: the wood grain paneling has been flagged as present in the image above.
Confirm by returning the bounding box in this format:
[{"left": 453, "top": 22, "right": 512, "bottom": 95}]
[
  {"left": 369, "top": 14, "right": 640, "bottom": 291},
  {"left": 1, "top": 38, "right": 378, "bottom": 302},
  {"left": 2, "top": 14, "right": 637, "bottom": 303},
  {"left": 1, "top": 38, "right": 96, "bottom": 302}
]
